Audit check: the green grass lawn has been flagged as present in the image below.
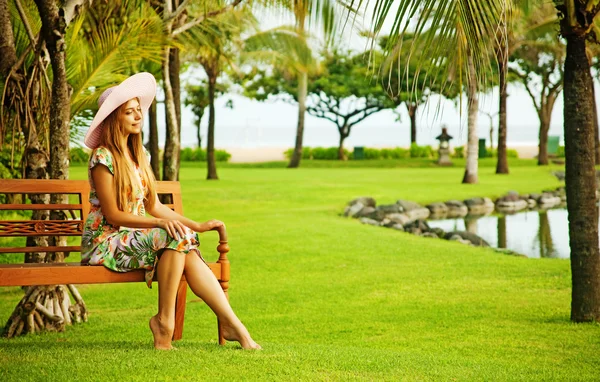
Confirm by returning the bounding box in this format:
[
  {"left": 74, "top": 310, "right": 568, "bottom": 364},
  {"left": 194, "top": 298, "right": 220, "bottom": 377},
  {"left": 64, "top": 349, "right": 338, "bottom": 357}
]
[{"left": 1, "top": 160, "right": 598, "bottom": 381}]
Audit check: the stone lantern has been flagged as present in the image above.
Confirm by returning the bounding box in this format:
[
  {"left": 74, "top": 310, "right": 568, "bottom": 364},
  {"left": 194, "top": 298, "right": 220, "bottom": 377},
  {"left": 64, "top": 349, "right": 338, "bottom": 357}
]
[{"left": 436, "top": 127, "right": 453, "bottom": 166}]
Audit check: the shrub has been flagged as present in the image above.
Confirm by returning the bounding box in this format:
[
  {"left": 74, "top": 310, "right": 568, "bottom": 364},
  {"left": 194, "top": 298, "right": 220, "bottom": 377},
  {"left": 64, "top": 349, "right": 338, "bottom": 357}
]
[
  {"left": 284, "top": 147, "right": 312, "bottom": 160},
  {"left": 312, "top": 147, "right": 346, "bottom": 160},
  {"left": 507, "top": 149, "right": 519, "bottom": 158},
  {"left": 410, "top": 143, "right": 434, "bottom": 158},
  {"left": 557, "top": 146, "right": 565, "bottom": 158},
  {"left": 70, "top": 147, "right": 90, "bottom": 164},
  {"left": 215, "top": 149, "right": 231, "bottom": 162},
  {"left": 453, "top": 146, "right": 464, "bottom": 158},
  {"left": 180, "top": 147, "right": 230, "bottom": 162},
  {"left": 363, "top": 148, "right": 381, "bottom": 160}
]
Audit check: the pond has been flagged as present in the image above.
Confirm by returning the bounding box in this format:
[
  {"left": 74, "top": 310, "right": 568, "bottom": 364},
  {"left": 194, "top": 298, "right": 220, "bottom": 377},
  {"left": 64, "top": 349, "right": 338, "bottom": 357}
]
[{"left": 427, "top": 208, "right": 588, "bottom": 259}]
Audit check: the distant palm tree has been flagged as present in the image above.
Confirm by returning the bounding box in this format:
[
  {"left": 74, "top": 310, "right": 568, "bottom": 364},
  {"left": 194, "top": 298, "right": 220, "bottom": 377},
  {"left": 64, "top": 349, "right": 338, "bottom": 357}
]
[{"left": 180, "top": 8, "right": 254, "bottom": 179}]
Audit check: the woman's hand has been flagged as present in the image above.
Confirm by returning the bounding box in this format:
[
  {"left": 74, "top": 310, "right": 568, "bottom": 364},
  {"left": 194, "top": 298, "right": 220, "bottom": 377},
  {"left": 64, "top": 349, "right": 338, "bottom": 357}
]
[
  {"left": 202, "top": 219, "right": 225, "bottom": 231},
  {"left": 199, "top": 219, "right": 225, "bottom": 232},
  {"left": 157, "top": 218, "right": 187, "bottom": 240}
]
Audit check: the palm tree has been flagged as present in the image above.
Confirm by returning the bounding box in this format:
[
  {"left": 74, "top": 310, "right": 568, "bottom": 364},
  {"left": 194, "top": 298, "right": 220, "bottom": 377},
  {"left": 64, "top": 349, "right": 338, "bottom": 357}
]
[
  {"left": 180, "top": 8, "right": 253, "bottom": 179},
  {"left": 556, "top": 1, "right": 600, "bottom": 322},
  {"left": 0, "top": 0, "right": 164, "bottom": 337},
  {"left": 366, "top": 0, "right": 600, "bottom": 321},
  {"left": 283, "top": 0, "right": 338, "bottom": 168},
  {"left": 375, "top": 1, "right": 503, "bottom": 184},
  {"left": 496, "top": 1, "right": 558, "bottom": 173}
]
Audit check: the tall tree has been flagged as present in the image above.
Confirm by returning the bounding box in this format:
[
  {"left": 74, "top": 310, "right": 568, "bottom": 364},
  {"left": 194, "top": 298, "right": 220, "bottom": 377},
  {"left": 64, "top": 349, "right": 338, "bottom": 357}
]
[
  {"left": 496, "top": 1, "right": 558, "bottom": 173},
  {"left": 1, "top": 0, "right": 163, "bottom": 337},
  {"left": 1, "top": 0, "right": 90, "bottom": 337},
  {"left": 463, "top": 51, "right": 479, "bottom": 184},
  {"left": 283, "top": 0, "right": 337, "bottom": 168},
  {"left": 511, "top": 39, "right": 565, "bottom": 165},
  {"left": 307, "top": 51, "right": 393, "bottom": 159},
  {"left": 373, "top": 1, "right": 503, "bottom": 184},
  {"left": 557, "top": 0, "right": 600, "bottom": 322},
  {"left": 155, "top": 0, "right": 245, "bottom": 181},
  {"left": 181, "top": 8, "right": 250, "bottom": 180},
  {"left": 184, "top": 80, "right": 228, "bottom": 148}
]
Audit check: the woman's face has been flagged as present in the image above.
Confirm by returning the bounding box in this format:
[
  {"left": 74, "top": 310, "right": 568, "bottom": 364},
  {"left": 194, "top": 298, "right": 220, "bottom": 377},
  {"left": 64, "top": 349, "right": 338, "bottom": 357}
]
[{"left": 118, "top": 98, "right": 142, "bottom": 136}]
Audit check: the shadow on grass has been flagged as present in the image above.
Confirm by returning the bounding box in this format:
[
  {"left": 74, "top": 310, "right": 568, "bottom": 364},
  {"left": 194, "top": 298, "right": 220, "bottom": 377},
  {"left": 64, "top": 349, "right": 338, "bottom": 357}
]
[{"left": 0, "top": 337, "right": 234, "bottom": 351}]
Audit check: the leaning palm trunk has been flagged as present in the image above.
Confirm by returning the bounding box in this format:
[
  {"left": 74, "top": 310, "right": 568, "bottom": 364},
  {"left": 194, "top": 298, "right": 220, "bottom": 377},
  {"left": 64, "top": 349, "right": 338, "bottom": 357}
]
[
  {"left": 289, "top": 71, "right": 307, "bottom": 168},
  {"left": 462, "top": 54, "right": 478, "bottom": 184},
  {"left": 3, "top": 0, "right": 88, "bottom": 338},
  {"left": 563, "top": 34, "right": 600, "bottom": 322}
]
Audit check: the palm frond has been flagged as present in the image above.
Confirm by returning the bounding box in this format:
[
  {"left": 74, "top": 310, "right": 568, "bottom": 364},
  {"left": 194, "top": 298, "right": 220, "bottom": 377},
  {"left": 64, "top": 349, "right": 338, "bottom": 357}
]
[
  {"left": 67, "top": 6, "right": 164, "bottom": 117},
  {"left": 242, "top": 26, "right": 316, "bottom": 72},
  {"left": 366, "top": 0, "right": 509, "bottom": 93}
]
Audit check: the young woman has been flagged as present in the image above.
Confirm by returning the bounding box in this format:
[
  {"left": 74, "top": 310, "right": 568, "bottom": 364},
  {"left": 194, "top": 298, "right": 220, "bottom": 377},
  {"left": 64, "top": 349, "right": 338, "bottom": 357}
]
[{"left": 81, "top": 73, "right": 260, "bottom": 350}]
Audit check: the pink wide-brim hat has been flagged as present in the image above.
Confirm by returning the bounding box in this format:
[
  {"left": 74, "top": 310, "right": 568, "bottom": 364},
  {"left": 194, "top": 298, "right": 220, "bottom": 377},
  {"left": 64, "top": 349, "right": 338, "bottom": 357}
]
[{"left": 84, "top": 72, "right": 157, "bottom": 149}]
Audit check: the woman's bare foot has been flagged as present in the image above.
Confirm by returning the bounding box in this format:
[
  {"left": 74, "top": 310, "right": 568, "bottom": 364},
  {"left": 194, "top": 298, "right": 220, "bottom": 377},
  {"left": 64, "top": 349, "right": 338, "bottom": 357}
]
[
  {"left": 149, "top": 315, "right": 175, "bottom": 350},
  {"left": 221, "top": 320, "right": 262, "bottom": 350}
]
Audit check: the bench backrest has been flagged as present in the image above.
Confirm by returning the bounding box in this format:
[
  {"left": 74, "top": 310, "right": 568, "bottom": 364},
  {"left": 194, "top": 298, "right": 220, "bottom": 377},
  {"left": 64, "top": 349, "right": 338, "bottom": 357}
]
[{"left": 0, "top": 179, "right": 183, "bottom": 256}]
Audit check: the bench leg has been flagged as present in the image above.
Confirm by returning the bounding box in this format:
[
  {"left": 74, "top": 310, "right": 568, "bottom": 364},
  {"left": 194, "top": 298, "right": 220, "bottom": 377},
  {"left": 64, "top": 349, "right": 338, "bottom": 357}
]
[{"left": 172, "top": 280, "right": 187, "bottom": 341}]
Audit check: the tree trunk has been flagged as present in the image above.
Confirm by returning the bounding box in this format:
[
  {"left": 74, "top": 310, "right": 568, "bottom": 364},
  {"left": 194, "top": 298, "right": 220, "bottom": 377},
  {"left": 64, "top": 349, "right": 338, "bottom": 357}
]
[
  {"left": 462, "top": 54, "right": 479, "bottom": 184},
  {"left": 148, "top": 98, "right": 160, "bottom": 179},
  {"left": 206, "top": 72, "right": 218, "bottom": 180},
  {"left": 496, "top": 50, "right": 509, "bottom": 174},
  {"left": 592, "top": 79, "right": 600, "bottom": 165},
  {"left": 4, "top": 0, "right": 88, "bottom": 338},
  {"left": 197, "top": 114, "right": 203, "bottom": 148},
  {"left": 0, "top": 0, "right": 17, "bottom": 77},
  {"left": 161, "top": 46, "right": 180, "bottom": 182},
  {"left": 563, "top": 34, "right": 600, "bottom": 322},
  {"left": 338, "top": 132, "right": 348, "bottom": 160},
  {"left": 538, "top": 115, "right": 550, "bottom": 165},
  {"left": 288, "top": 71, "right": 307, "bottom": 168},
  {"left": 406, "top": 103, "right": 417, "bottom": 144}
]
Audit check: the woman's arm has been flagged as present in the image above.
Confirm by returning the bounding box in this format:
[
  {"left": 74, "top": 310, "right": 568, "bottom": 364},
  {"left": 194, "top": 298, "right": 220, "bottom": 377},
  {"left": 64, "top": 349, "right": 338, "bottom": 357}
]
[
  {"left": 92, "top": 165, "right": 187, "bottom": 239},
  {"left": 145, "top": 195, "right": 225, "bottom": 234}
]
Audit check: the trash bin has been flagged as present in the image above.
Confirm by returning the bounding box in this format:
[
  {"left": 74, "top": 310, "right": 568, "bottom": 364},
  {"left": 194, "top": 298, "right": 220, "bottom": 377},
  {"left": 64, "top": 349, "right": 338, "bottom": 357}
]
[
  {"left": 478, "top": 138, "right": 487, "bottom": 158},
  {"left": 547, "top": 136, "right": 560, "bottom": 155},
  {"left": 353, "top": 146, "right": 364, "bottom": 160}
]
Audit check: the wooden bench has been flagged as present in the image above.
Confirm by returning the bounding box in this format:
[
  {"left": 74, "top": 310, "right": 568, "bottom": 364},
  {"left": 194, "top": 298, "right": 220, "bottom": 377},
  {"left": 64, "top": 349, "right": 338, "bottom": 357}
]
[{"left": 0, "top": 179, "right": 230, "bottom": 343}]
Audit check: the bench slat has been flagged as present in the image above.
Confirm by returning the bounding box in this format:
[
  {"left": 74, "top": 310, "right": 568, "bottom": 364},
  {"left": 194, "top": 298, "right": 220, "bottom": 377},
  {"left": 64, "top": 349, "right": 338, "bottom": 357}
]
[
  {"left": 0, "top": 204, "right": 84, "bottom": 211},
  {"left": 0, "top": 220, "right": 83, "bottom": 237},
  {"left": 0, "top": 262, "right": 221, "bottom": 286},
  {"left": 0, "top": 179, "right": 90, "bottom": 194},
  {"left": 0, "top": 246, "right": 80, "bottom": 254}
]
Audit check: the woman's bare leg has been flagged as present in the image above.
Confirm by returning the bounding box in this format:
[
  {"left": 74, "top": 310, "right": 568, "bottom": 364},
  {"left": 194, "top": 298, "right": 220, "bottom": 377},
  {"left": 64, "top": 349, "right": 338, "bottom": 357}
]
[
  {"left": 150, "top": 249, "right": 186, "bottom": 350},
  {"left": 184, "top": 252, "right": 261, "bottom": 349}
]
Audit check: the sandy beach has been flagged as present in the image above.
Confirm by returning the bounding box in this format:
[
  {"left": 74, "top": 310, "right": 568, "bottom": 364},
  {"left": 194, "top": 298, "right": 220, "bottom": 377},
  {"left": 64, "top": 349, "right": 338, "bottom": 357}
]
[{"left": 225, "top": 145, "right": 540, "bottom": 163}]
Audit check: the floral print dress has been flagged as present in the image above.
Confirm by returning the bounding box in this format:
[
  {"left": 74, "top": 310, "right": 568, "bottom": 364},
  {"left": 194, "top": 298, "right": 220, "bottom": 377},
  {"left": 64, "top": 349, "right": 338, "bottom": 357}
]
[{"left": 81, "top": 147, "right": 202, "bottom": 287}]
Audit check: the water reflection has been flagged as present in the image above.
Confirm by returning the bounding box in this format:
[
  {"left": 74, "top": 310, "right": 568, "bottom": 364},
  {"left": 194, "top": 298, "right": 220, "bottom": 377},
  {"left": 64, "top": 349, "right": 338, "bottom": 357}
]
[{"left": 428, "top": 208, "right": 580, "bottom": 258}]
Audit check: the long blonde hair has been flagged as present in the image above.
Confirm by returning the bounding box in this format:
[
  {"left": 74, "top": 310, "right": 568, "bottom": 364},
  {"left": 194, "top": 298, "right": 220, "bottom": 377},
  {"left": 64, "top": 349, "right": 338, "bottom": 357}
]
[{"left": 94, "top": 99, "right": 157, "bottom": 212}]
